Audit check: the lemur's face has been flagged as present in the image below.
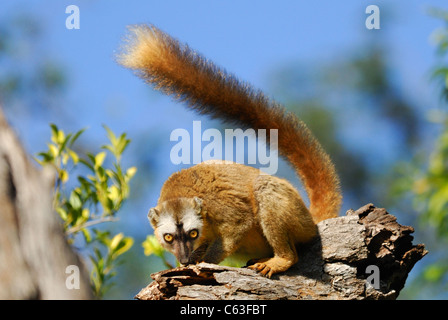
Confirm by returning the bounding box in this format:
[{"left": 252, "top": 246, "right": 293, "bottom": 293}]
[{"left": 148, "top": 197, "right": 205, "bottom": 265}]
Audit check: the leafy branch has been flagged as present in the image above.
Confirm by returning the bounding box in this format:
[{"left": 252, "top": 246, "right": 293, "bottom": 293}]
[
  {"left": 35, "top": 124, "right": 136, "bottom": 298},
  {"left": 142, "top": 235, "right": 175, "bottom": 269}
]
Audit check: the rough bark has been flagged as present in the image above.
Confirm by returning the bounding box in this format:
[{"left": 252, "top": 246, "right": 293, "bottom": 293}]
[
  {"left": 136, "top": 204, "right": 427, "bottom": 300},
  {"left": 0, "top": 108, "right": 93, "bottom": 299}
]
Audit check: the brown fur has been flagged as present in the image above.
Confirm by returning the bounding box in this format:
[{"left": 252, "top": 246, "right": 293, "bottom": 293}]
[{"left": 118, "top": 25, "right": 343, "bottom": 277}]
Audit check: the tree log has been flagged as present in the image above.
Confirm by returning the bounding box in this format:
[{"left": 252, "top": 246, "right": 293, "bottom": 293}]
[
  {"left": 0, "top": 108, "right": 92, "bottom": 299},
  {"left": 135, "top": 204, "right": 427, "bottom": 300}
]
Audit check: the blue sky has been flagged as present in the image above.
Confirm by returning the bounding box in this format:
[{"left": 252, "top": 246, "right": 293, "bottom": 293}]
[
  {"left": 3, "top": 0, "right": 445, "bottom": 138},
  {"left": 2, "top": 0, "right": 446, "bottom": 152},
  {"left": 3, "top": 0, "right": 445, "bottom": 175},
  {"left": 2, "top": 0, "right": 447, "bottom": 298}
]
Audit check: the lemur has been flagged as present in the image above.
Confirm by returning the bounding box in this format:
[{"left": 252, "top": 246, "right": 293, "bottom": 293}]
[{"left": 118, "top": 24, "right": 342, "bottom": 278}]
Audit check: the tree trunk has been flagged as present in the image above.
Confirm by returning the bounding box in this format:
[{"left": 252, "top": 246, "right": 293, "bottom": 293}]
[
  {"left": 0, "top": 108, "right": 92, "bottom": 299},
  {"left": 136, "top": 204, "right": 427, "bottom": 300}
]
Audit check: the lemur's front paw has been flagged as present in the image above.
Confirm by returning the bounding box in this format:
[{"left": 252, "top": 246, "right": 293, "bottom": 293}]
[
  {"left": 248, "top": 260, "right": 274, "bottom": 278},
  {"left": 247, "top": 257, "right": 293, "bottom": 278}
]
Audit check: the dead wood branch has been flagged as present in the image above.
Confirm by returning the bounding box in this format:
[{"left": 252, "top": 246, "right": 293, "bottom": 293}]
[{"left": 136, "top": 204, "right": 427, "bottom": 300}]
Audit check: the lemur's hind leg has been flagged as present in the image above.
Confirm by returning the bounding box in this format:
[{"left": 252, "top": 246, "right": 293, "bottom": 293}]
[{"left": 248, "top": 175, "right": 317, "bottom": 278}]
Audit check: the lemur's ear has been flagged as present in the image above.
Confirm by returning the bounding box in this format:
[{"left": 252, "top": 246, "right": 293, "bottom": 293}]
[
  {"left": 192, "top": 197, "right": 203, "bottom": 214},
  {"left": 147, "top": 207, "right": 160, "bottom": 226}
]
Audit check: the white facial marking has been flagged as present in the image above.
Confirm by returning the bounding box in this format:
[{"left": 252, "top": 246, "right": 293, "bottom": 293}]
[
  {"left": 181, "top": 209, "right": 203, "bottom": 233},
  {"left": 156, "top": 214, "right": 177, "bottom": 238}
]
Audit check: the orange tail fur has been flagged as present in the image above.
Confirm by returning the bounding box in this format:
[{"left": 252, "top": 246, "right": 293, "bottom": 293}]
[{"left": 118, "top": 24, "right": 342, "bottom": 222}]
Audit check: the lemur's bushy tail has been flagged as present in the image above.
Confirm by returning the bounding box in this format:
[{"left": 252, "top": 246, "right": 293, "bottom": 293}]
[{"left": 118, "top": 24, "right": 342, "bottom": 222}]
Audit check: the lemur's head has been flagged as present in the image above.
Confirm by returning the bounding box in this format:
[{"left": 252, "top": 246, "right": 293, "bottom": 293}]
[{"left": 148, "top": 197, "right": 207, "bottom": 265}]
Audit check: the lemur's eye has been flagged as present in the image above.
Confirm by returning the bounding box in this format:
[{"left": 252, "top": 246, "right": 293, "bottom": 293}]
[
  {"left": 163, "top": 234, "right": 173, "bottom": 243},
  {"left": 189, "top": 229, "right": 198, "bottom": 239}
]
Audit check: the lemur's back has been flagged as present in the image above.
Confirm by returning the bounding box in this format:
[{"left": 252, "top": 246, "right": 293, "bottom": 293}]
[{"left": 159, "top": 161, "right": 260, "bottom": 218}]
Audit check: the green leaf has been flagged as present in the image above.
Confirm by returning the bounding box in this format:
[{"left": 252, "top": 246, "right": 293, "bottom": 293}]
[
  {"left": 109, "top": 233, "right": 133, "bottom": 257},
  {"left": 69, "top": 191, "right": 82, "bottom": 210},
  {"left": 50, "top": 126, "right": 65, "bottom": 146},
  {"left": 36, "top": 152, "right": 53, "bottom": 163},
  {"left": 427, "top": 184, "right": 448, "bottom": 216},
  {"left": 116, "top": 133, "right": 130, "bottom": 155},
  {"left": 82, "top": 228, "right": 92, "bottom": 243},
  {"left": 103, "top": 125, "right": 117, "bottom": 147},
  {"left": 50, "top": 123, "right": 59, "bottom": 138},
  {"left": 114, "top": 237, "right": 134, "bottom": 257},
  {"left": 59, "top": 132, "right": 72, "bottom": 154},
  {"left": 142, "top": 235, "right": 165, "bottom": 257},
  {"left": 79, "top": 158, "right": 95, "bottom": 172},
  {"left": 58, "top": 130, "right": 65, "bottom": 144},
  {"left": 62, "top": 152, "right": 69, "bottom": 166},
  {"left": 94, "top": 247, "right": 104, "bottom": 262},
  {"left": 68, "top": 149, "right": 79, "bottom": 165},
  {"left": 68, "top": 128, "right": 86, "bottom": 147},
  {"left": 105, "top": 168, "right": 115, "bottom": 179},
  {"left": 108, "top": 185, "right": 120, "bottom": 203},
  {"left": 59, "top": 169, "right": 69, "bottom": 183},
  {"left": 125, "top": 166, "right": 137, "bottom": 181},
  {"left": 110, "top": 233, "right": 124, "bottom": 251},
  {"left": 48, "top": 144, "right": 59, "bottom": 158},
  {"left": 82, "top": 208, "right": 90, "bottom": 220},
  {"left": 95, "top": 152, "right": 107, "bottom": 169},
  {"left": 432, "top": 67, "right": 448, "bottom": 79},
  {"left": 96, "top": 166, "right": 107, "bottom": 181},
  {"left": 423, "top": 264, "right": 446, "bottom": 282},
  {"left": 56, "top": 207, "right": 68, "bottom": 221},
  {"left": 101, "top": 126, "right": 131, "bottom": 162},
  {"left": 104, "top": 196, "right": 115, "bottom": 213},
  {"left": 94, "top": 229, "right": 111, "bottom": 246},
  {"left": 87, "top": 153, "right": 96, "bottom": 165}
]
